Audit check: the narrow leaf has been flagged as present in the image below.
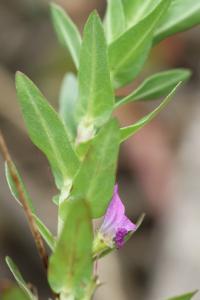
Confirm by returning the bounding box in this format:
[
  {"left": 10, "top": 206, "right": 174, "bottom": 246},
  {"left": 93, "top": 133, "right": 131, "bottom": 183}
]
[
  {"left": 68, "top": 118, "right": 120, "bottom": 218},
  {"left": 104, "top": 0, "right": 126, "bottom": 43},
  {"left": 33, "top": 214, "right": 55, "bottom": 251},
  {"left": 48, "top": 199, "right": 93, "bottom": 297},
  {"left": 122, "top": 0, "right": 162, "bottom": 28},
  {"left": 16, "top": 72, "right": 79, "bottom": 189},
  {"left": 5, "top": 257, "right": 36, "bottom": 300},
  {"left": 109, "top": 0, "right": 171, "bottom": 87},
  {"left": 120, "top": 83, "right": 181, "bottom": 142},
  {"left": 77, "top": 11, "right": 114, "bottom": 128},
  {"left": 50, "top": 3, "right": 81, "bottom": 68},
  {"left": 168, "top": 290, "right": 198, "bottom": 300},
  {"left": 116, "top": 68, "right": 191, "bottom": 107},
  {"left": 5, "top": 162, "right": 35, "bottom": 213},
  {"left": 154, "top": 0, "right": 200, "bottom": 44},
  {"left": 59, "top": 73, "right": 78, "bottom": 142},
  {"left": 5, "top": 161, "right": 54, "bottom": 250}
]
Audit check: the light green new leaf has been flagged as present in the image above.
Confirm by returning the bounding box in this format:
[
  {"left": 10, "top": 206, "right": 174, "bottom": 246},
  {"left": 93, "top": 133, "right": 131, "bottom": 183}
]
[
  {"left": 116, "top": 68, "right": 191, "bottom": 107},
  {"left": 120, "top": 83, "right": 181, "bottom": 142},
  {"left": 48, "top": 199, "right": 93, "bottom": 297},
  {"left": 6, "top": 257, "right": 37, "bottom": 300},
  {"left": 2, "top": 286, "right": 31, "bottom": 300},
  {"left": 59, "top": 73, "right": 78, "bottom": 142},
  {"left": 33, "top": 214, "right": 55, "bottom": 251},
  {"left": 68, "top": 118, "right": 120, "bottom": 218},
  {"left": 77, "top": 11, "right": 114, "bottom": 128},
  {"left": 16, "top": 72, "right": 79, "bottom": 189},
  {"left": 5, "top": 162, "right": 35, "bottom": 213},
  {"left": 168, "top": 290, "right": 198, "bottom": 300},
  {"left": 109, "top": 0, "right": 171, "bottom": 87},
  {"left": 50, "top": 3, "right": 81, "bottom": 68},
  {"left": 154, "top": 0, "right": 200, "bottom": 44},
  {"left": 104, "top": 0, "right": 126, "bottom": 43},
  {"left": 122, "top": 0, "right": 162, "bottom": 28}
]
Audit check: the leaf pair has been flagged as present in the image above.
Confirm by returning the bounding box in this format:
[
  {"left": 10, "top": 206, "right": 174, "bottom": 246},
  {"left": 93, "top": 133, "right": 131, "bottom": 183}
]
[
  {"left": 52, "top": 1, "right": 200, "bottom": 90},
  {"left": 51, "top": 1, "right": 200, "bottom": 71}
]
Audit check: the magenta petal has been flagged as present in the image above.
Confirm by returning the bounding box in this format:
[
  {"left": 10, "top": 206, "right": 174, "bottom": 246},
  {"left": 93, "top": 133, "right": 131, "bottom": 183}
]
[
  {"left": 100, "top": 184, "right": 125, "bottom": 232},
  {"left": 119, "top": 215, "right": 136, "bottom": 232},
  {"left": 99, "top": 184, "right": 136, "bottom": 249}
]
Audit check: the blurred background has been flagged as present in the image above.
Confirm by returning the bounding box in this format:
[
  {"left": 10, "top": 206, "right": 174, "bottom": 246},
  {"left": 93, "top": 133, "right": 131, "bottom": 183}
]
[{"left": 0, "top": 1, "right": 200, "bottom": 299}]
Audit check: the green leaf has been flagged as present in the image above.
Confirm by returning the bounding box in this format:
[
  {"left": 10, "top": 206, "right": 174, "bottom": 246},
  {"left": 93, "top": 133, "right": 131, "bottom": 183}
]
[
  {"left": 154, "top": 0, "right": 200, "bottom": 44},
  {"left": 76, "top": 11, "right": 114, "bottom": 129},
  {"left": 48, "top": 199, "right": 93, "bottom": 297},
  {"left": 33, "top": 214, "right": 55, "bottom": 251},
  {"left": 5, "top": 257, "right": 36, "bottom": 300},
  {"left": 109, "top": 0, "right": 171, "bottom": 87},
  {"left": 104, "top": 0, "right": 126, "bottom": 43},
  {"left": 50, "top": 3, "right": 81, "bottom": 68},
  {"left": 116, "top": 68, "right": 191, "bottom": 107},
  {"left": 15, "top": 72, "right": 79, "bottom": 189},
  {"left": 167, "top": 291, "right": 198, "bottom": 300},
  {"left": 122, "top": 0, "right": 162, "bottom": 28},
  {"left": 59, "top": 73, "right": 78, "bottom": 142},
  {"left": 2, "top": 286, "right": 31, "bottom": 300},
  {"left": 5, "top": 162, "right": 35, "bottom": 213},
  {"left": 67, "top": 118, "right": 120, "bottom": 218},
  {"left": 120, "top": 83, "right": 181, "bottom": 142}
]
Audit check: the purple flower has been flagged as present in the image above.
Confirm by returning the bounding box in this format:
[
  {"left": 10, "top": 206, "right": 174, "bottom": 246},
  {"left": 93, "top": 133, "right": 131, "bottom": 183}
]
[{"left": 99, "top": 185, "right": 136, "bottom": 248}]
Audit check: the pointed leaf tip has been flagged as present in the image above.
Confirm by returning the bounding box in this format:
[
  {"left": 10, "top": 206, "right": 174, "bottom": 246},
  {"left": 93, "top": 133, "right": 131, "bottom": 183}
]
[
  {"left": 77, "top": 8, "right": 114, "bottom": 128},
  {"left": 120, "top": 82, "right": 181, "bottom": 142},
  {"left": 167, "top": 290, "right": 198, "bottom": 300}
]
